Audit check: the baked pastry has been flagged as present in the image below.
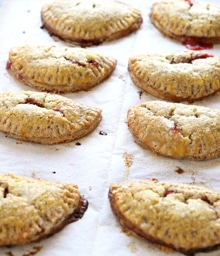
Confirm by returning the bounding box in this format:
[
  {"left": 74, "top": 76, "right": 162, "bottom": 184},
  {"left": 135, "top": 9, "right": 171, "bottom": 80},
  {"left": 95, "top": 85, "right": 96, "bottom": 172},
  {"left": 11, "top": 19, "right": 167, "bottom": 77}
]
[
  {"left": 41, "top": 0, "right": 143, "bottom": 46},
  {"left": 127, "top": 100, "right": 220, "bottom": 160},
  {"left": 7, "top": 45, "right": 117, "bottom": 93},
  {"left": 0, "top": 173, "right": 88, "bottom": 246},
  {"left": 109, "top": 178, "right": 220, "bottom": 254},
  {"left": 128, "top": 50, "right": 220, "bottom": 102},
  {"left": 0, "top": 91, "right": 102, "bottom": 144},
  {"left": 150, "top": 0, "right": 220, "bottom": 46}
]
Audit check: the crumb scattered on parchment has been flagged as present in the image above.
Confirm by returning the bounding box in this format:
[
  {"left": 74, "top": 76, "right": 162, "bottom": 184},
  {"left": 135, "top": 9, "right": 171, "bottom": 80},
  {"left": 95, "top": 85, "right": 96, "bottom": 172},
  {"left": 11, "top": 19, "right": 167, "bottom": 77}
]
[
  {"left": 127, "top": 241, "right": 138, "bottom": 253},
  {"left": 118, "top": 75, "right": 125, "bottom": 82},
  {"left": 158, "top": 244, "right": 173, "bottom": 254},
  {"left": 123, "top": 152, "right": 134, "bottom": 168},
  {"left": 23, "top": 246, "right": 42, "bottom": 256},
  {"left": 137, "top": 90, "right": 143, "bottom": 99},
  {"left": 5, "top": 246, "right": 42, "bottom": 256},
  {"left": 174, "top": 166, "right": 184, "bottom": 174}
]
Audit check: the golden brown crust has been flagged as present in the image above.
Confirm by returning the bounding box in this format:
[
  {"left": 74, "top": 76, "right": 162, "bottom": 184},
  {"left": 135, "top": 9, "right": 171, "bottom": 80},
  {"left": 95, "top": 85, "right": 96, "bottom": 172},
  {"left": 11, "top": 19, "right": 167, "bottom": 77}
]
[
  {"left": 150, "top": 0, "right": 220, "bottom": 44},
  {"left": 7, "top": 45, "right": 117, "bottom": 93},
  {"left": 128, "top": 50, "right": 220, "bottom": 102},
  {"left": 41, "top": 0, "right": 143, "bottom": 46},
  {"left": 127, "top": 100, "right": 220, "bottom": 160},
  {"left": 0, "top": 173, "right": 88, "bottom": 246},
  {"left": 0, "top": 91, "right": 102, "bottom": 144},
  {"left": 109, "top": 179, "right": 220, "bottom": 254}
]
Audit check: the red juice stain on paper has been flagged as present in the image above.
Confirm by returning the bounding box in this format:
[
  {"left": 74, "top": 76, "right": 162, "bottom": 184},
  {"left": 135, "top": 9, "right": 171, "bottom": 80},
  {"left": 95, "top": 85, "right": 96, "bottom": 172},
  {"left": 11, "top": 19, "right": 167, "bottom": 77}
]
[{"left": 182, "top": 37, "right": 213, "bottom": 50}]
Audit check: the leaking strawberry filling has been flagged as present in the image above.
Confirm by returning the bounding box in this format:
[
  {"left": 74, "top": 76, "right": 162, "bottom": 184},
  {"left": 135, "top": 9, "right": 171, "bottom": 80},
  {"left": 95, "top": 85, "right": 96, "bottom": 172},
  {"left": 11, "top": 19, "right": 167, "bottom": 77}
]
[
  {"left": 53, "top": 109, "right": 64, "bottom": 115},
  {"left": 163, "top": 189, "right": 176, "bottom": 197},
  {"left": 6, "top": 60, "right": 12, "bottom": 70},
  {"left": 182, "top": 37, "right": 213, "bottom": 50},
  {"left": 171, "top": 123, "right": 179, "bottom": 134},
  {"left": 24, "top": 97, "right": 44, "bottom": 108},
  {"left": 185, "top": 0, "right": 194, "bottom": 7},
  {"left": 64, "top": 57, "right": 100, "bottom": 68},
  {"left": 201, "top": 195, "right": 211, "bottom": 205},
  {"left": 88, "top": 59, "right": 99, "bottom": 67}
]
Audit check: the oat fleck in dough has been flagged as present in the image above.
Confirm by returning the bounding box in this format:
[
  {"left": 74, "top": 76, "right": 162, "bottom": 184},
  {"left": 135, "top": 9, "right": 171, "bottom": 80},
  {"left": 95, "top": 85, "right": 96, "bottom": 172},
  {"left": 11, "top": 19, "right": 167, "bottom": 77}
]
[
  {"left": 41, "top": 0, "right": 143, "bottom": 46},
  {"left": 127, "top": 100, "right": 220, "bottom": 160},
  {"left": 0, "top": 91, "right": 102, "bottom": 144},
  {"left": 109, "top": 179, "right": 220, "bottom": 255},
  {"left": 0, "top": 173, "right": 88, "bottom": 246},
  {"left": 7, "top": 45, "right": 117, "bottom": 93},
  {"left": 150, "top": 0, "right": 220, "bottom": 44},
  {"left": 128, "top": 50, "right": 220, "bottom": 102}
]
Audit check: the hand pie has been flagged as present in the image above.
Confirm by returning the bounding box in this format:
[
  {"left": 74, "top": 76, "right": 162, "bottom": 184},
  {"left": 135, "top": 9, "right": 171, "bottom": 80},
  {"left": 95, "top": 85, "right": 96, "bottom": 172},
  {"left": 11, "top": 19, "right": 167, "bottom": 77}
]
[
  {"left": 7, "top": 45, "right": 117, "bottom": 93},
  {"left": 0, "top": 173, "right": 88, "bottom": 246},
  {"left": 150, "top": 0, "right": 220, "bottom": 46},
  {"left": 0, "top": 91, "right": 102, "bottom": 144},
  {"left": 109, "top": 178, "right": 220, "bottom": 255},
  {"left": 41, "top": 0, "right": 143, "bottom": 46},
  {"left": 127, "top": 100, "right": 220, "bottom": 160},
  {"left": 128, "top": 50, "right": 220, "bottom": 102}
]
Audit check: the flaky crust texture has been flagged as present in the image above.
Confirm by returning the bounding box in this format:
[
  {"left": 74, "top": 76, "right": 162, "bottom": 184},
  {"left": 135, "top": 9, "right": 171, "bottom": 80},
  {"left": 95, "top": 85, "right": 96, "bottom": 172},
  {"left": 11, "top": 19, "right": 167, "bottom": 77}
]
[
  {"left": 0, "top": 173, "right": 88, "bottom": 246},
  {"left": 150, "top": 0, "right": 220, "bottom": 43},
  {"left": 0, "top": 91, "right": 102, "bottom": 144},
  {"left": 109, "top": 179, "right": 220, "bottom": 254},
  {"left": 41, "top": 0, "right": 143, "bottom": 46},
  {"left": 128, "top": 50, "right": 220, "bottom": 102},
  {"left": 127, "top": 101, "right": 220, "bottom": 160},
  {"left": 7, "top": 45, "right": 117, "bottom": 93}
]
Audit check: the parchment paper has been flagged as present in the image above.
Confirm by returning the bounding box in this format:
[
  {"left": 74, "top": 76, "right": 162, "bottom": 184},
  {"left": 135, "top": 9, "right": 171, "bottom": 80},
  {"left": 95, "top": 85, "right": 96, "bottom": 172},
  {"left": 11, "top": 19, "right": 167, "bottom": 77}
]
[{"left": 0, "top": 0, "right": 220, "bottom": 255}]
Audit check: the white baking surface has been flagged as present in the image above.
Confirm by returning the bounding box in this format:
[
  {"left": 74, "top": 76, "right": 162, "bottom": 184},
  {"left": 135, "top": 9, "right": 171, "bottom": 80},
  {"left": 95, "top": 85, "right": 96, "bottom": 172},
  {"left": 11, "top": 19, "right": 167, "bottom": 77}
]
[{"left": 0, "top": 0, "right": 220, "bottom": 255}]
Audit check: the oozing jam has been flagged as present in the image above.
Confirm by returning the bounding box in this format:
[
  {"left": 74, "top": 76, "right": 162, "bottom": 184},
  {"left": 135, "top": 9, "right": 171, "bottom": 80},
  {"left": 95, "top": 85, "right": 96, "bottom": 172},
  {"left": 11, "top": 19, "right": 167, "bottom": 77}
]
[
  {"left": 201, "top": 195, "right": 211, "bottom": 205},
  {"left": 53, "top": 109, "right": 64, "bottom": 115},
  {"left": 185, "top": 0, "right": 194, "bottom": 7},
  {"left": 171, "top": 123, "right": 179, "bottom": 134},
  {"left": 88, "top": 59, "right": 99, "bottom": 67},
  {"left": 25, "top": 97, "right": 44, "bottom": 108},
  {"left": 163, "top": 189, "right": 176, "bottom": 197},
  {"left": 190, "top": 53, "right": 214, "bottom": 62},
  {"left": 182, "top": 37, "right": 214, "bottom": 50},
  {"left": 6, "top": 60, "right": 12, "bottom": 70}
]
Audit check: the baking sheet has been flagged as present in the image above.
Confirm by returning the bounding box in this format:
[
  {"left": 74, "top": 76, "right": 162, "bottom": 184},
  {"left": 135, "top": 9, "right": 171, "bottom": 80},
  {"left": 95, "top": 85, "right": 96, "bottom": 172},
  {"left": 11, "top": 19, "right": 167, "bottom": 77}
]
[{"left": 0, "top": 0, "right": 220, "bottom": 255}]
